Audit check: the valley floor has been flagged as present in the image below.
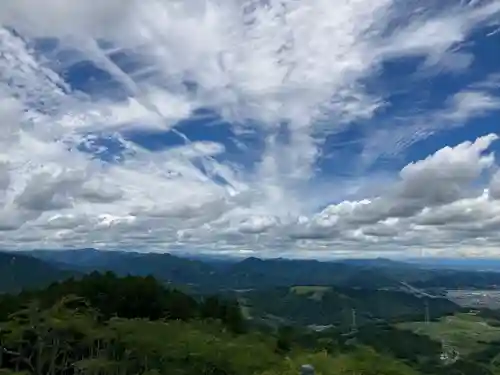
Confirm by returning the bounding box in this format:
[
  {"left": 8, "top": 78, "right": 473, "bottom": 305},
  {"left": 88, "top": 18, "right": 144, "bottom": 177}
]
[{"left": 398, "top": 312, "right": 500, "bottom": 355}]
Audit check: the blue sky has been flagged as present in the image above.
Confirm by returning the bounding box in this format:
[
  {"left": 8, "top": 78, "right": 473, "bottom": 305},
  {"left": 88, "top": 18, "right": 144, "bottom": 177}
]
[
  {"left": 75, "top": 17, "right": 500, "bottom": 177},
  {"left": 0, "top": 0, "right": 499, "bottom": 258}
]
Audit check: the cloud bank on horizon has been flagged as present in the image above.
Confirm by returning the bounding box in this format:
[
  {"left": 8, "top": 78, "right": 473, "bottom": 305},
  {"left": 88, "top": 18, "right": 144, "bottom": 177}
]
[{"left": 0, "top": 0, "right": 499, "bottom": 258}]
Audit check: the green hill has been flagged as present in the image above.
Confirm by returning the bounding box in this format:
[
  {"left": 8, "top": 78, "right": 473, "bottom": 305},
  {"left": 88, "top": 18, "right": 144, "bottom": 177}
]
[
  {"left": 0, "top": 273, "right": 425, "bottom": 375},
  {"left": 0, "top": 251, "right": 79, "bottom": 293},
  {"left": 1, "top": 273, "right": 499, "bottom": 375},
  {"left": 23, "top": 249, "right": 214, "bottom": 286},
  {"left": 239, "top": 286, "right": 461, "bottom": 327},
  {"left": 398, "top": 312, "right": 500, "bottom": 355}
]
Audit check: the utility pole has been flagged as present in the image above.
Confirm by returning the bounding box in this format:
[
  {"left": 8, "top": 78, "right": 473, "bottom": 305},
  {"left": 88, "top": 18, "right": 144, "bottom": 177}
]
[
  {"left": 351, "top": 308, "right": 357, "bottom": 332},
  {"left": 425, "top": 300, "right": 430, "bottom": 325}
]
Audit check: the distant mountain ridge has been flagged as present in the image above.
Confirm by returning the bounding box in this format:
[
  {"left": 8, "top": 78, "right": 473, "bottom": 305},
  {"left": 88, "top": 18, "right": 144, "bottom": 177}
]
[
  {"left": 405, "top": 257, "right": 500, "bottom": 272},
  {"left": 0, "top": 251, "right": 79, "bottom": 293},
  {"left": 8, "top": 248, "right": 500, "bottom": 293}
]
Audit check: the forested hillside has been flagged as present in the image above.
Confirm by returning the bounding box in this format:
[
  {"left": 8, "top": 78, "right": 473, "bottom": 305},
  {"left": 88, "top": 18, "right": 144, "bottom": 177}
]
[
  {"left": 16, "top": 249, "right": 500, "bottom": 292},
  {"left": 0, "top": 273, "right": 423, "bottom": 375},
  {"left": 2, "top": 250, "right": 500, "bottom": 375},
  {"left": 238, "top": 286, "right": 461, "bottom": 326},
  {"left": 1, "top": 273, "right": 500, "bottom": 375},
  {"left": 0, "top": 252, "right": 79, "bottom": 293}
]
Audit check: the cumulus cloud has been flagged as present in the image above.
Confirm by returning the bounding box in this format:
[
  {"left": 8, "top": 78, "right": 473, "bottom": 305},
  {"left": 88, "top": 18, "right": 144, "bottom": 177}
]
[
  {"left": 298, "top": 134, "right": 499, "bottom": 235},
  {"left": 0, "top": 0, "right": 499, "bottom": 257},
  {"left": 490, "top": 172, "right": 500, "bottom": 200},
  {"left": 397, "top": 134, "right": 497, "bottom": 204}
]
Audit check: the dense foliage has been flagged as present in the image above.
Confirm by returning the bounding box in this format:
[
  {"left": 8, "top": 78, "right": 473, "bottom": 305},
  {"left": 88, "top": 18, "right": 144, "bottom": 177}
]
[
  {"left": 0, "top": 272, "right": 245, "bottom": 334},
  {"left": 0, "top": 274, "right": 427, "bottom": 375},
  {"left": 1, "top": 273, "right": 500, "bottom": 375},
  {"left": 2, "top": 251, "right": 500, "bottom": 375},
  {"left": 239, "top": 287, "right": 460, "bottom": 326}
]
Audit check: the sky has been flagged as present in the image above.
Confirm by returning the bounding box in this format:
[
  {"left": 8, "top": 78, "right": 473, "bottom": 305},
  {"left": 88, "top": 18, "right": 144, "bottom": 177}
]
[{"left": 0, "top": 0, "right": 499, "bottom": 259}]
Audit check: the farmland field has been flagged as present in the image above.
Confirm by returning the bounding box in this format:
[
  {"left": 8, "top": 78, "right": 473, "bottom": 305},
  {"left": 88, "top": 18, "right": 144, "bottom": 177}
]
[
  {"left": 398, "top": 312, "right": 500, "bottom": 355},
  {"left": 290, "top": 286, "right": 332, "bottom": 300}
]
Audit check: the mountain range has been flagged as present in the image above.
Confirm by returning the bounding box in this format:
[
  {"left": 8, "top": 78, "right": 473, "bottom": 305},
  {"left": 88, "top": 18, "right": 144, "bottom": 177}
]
[
  {"left": 1, "top": 248, "right": 499, "bottom": 294},
  {"left": 0, "top": 251, "right": 79, "bottom": 293}
]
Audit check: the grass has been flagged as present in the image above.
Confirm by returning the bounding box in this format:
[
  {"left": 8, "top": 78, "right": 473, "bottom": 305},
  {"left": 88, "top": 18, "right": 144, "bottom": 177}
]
[
  {"left": 290, "top": 286, "right": 332, "bottom": 294},
  {"left": 397, "top": 312, "right": 500, "bottom": 355},
  {"left": 239, "top": 299, "right": 252, "bottom": 319},
  {"left": 290, "top": 286, "right": 332, "bottom": 301}
]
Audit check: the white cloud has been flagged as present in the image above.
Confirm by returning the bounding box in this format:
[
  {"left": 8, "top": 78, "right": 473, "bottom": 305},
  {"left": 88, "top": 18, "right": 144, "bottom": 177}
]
[
  {"left": 381, "top": 0, "right": 500, "bottom": 69},
  {"left": 0, "top": 0, "right": 499, "bottom": 257},
  {"left": 238, "top": 215, "right": 279, "bottom": 234},
  {"left": 0, "top": 0, "right": 133, "bottom": 38},
  {"left": 397, "top": 134, "right": 497, "bottom": 205},
  {"left": 286, "top": 135, "right": 500, "bottom": 254},
  {"left": 362, "top": 83, "right": 500, "bottom": 164},
  {"left": 0, "top": 162, "right": 10, "bottom": 192},
  {"left": 490, "top": 171, "right": 500, "bottom": 200}
]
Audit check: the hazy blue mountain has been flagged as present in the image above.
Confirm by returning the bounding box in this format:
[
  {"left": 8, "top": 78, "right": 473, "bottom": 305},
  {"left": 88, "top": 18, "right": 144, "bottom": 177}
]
[
  {"left": 405, "top": 258, "right": 500, "bottom": 272},
  {"left": 0, "top": 251, "right": 79, "bottom": 293},
  {"left": 18, "top": 249, "right": 500, "bottom": 292}
]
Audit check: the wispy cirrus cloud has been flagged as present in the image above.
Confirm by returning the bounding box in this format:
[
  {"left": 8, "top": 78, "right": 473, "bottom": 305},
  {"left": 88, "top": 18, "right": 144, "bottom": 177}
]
[
  {"left": 0, "top": 0, "right": 499, "bottom": 257},
  {"left": 361, "top": 77, "right": 500, "bottom": 164}
]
